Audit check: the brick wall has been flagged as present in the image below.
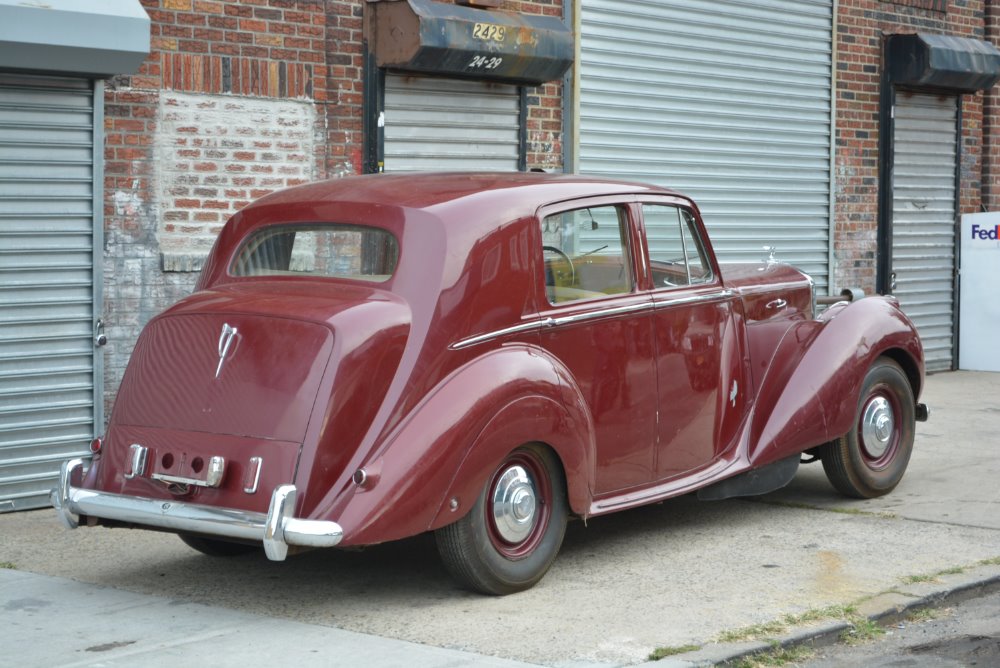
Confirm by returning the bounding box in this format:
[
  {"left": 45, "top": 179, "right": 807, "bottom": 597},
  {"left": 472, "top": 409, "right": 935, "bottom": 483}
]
[
  {"left": 100, "top": 0, "right": 566, "bottom": 417},
  {"left": 985, "top": 2, "right": 1000, "bottom": 211},
  {"left": 102, "top": 0, "right": 332, "bottom": 416},
  {"left": 156, "top": 92, "right": 317, "bottom": 270},
  {"left": 515, "top": 0, "right": 564, "bottom": 171},
  {"left": 324, "top": 0, "right": 364, "bottom": 177},
  {"left": 833, "top": 0, "right": 992, "bottom": 293}
]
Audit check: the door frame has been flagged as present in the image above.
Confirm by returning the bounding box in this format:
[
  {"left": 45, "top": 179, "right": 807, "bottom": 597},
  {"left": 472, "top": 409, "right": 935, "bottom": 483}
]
[
  {"left": 876, "top": 81, "right": 963, "bottom": 369},
  {"left": 362, "top": 44, "right": 528, "bottom": 174},
  {"left": 92, "top": 78, "right": 105, "bottom": 433}
]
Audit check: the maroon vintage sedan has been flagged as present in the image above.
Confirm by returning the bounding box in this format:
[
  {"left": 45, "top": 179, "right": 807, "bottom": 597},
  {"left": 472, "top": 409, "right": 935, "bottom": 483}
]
[{"left": 54, "top": 173, "right": 927, "bottom": 594}]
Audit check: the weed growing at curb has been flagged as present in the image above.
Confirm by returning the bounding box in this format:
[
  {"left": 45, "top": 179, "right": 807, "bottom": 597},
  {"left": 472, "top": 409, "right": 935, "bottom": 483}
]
[
  {"left": 901, "top": 564, "right": 967, "bottom": 585},
  {"left": 906, "top": 606, "right": 949, "bottom": 623},
  {"left": 648, "top": 556, "right": 1000, "bottom": 663},
  {"left": 716, "top": 604, "right": 856, "bottom": 643},
  {"left": 0, "top": 561, "right": 15, "bottom": 569},
  {"left": 729, "top": 644, "right": 815, "bottom": 668},
  {"left": 647, "top": 644, "right": 701, "bottom": 661},
  {"left": 718, "top": 621, "right": 787, "bottom": 644},
  {"left": 840, "top": 617, "right": 884, "bottom": 645}
]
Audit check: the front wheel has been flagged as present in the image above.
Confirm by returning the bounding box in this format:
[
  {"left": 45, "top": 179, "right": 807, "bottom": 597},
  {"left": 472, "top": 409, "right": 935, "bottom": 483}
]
[
  {"left": 821, "top": 357, "right": 915, "bottom": 498},
  {"left": 435, "top": 444, "right": 568, "bottom": 595}
]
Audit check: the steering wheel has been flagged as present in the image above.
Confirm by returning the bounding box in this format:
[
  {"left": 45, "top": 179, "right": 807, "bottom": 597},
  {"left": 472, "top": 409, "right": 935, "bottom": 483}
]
[{"left": 542, "top": 245, "right": 575, "bottom": 285}]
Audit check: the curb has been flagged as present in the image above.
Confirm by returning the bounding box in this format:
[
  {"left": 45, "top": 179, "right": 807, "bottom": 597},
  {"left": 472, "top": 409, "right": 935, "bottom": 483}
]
[{"left": 638, "top": 565, "right": 1000, "bottom": 667}]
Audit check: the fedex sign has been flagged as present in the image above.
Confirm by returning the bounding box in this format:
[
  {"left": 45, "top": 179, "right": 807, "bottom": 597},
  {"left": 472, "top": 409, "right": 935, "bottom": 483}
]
[
  {"left": 971, "top": 223, "right": 1000, "bottom": 240},
  {"left": 961, "top": 212, "right": 1000, "bottom": 371}
]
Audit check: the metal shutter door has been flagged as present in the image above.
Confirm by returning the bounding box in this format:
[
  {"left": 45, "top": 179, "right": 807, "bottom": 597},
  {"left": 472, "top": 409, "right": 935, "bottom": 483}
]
[
  {"left": 892, "top": 92, "right": 958, "bottom": 373},
  {"left": 0, "top": 74, "right": 98, "bottom": 511},
  {"left": 578, "top": 0, "right": 834, "bottom": 289},
  {"left": 384, "top": 74, "right": 520, "bottom": 172}
]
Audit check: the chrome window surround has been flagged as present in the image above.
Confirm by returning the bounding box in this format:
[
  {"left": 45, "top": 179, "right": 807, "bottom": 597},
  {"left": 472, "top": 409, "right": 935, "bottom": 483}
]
[
  {"left": 51, "top": 459, "right": 343, "bottom": 561},
  {"left": 807, "top": 275, "right": 817, "bottom": 319},
  {"left": 229, "top": 223, "right": 399, "bottom": 283}
]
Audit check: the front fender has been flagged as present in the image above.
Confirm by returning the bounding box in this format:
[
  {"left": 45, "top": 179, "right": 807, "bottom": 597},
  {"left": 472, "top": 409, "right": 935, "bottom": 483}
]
[
  {"left": 327, "top": 344, "right": 595, "bottom": 547},
  {"left": 748, "top": 297, "right": 924, "bottom": 466}
]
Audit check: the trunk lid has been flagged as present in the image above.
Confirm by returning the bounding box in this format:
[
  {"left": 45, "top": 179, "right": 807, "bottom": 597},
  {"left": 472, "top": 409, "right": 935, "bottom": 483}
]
[
  {"left": 114, "top": 311, "right": 333, "bottom": 441},
  {"left": 99, "top": 282, "right": 410, "bottom": 514}
]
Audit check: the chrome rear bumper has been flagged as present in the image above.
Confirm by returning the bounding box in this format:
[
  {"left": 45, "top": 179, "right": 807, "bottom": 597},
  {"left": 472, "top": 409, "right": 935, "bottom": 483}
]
[{"left": 51, "top": 458, "right": 343, "bottom": 561}]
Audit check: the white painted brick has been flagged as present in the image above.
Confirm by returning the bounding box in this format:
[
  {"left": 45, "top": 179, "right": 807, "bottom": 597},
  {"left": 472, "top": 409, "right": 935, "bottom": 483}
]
[{"left": 156, "top": 92, "right": 317, "bottom": 270}]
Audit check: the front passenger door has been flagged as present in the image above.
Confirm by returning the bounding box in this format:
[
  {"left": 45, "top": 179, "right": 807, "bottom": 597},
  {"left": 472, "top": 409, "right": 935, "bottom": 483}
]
[{"left": 641, "top": 202, "right": 749, "bottom": 480}]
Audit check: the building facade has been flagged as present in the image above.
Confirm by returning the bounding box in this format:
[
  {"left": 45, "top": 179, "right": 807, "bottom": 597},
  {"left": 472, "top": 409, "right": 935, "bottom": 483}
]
[{"left": 0, "top": 0, "right": 997, "bottom": 509}]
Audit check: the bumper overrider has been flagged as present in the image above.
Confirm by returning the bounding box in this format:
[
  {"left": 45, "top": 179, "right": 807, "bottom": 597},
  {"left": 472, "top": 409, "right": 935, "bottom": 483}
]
[{"left": 51, "top": 458, "right": 343, "bottom": 560}]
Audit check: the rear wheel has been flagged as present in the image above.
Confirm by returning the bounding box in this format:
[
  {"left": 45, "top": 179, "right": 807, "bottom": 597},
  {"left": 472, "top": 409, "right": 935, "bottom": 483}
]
[
  {"left": 179, "top": 534, "right": 258, "bottom": 557},
  {"left": 821, "top": 358, "right": 915, "bottom": 498},
  {"left": 435, "top": 444, "right": 567, "bottom": 595}
]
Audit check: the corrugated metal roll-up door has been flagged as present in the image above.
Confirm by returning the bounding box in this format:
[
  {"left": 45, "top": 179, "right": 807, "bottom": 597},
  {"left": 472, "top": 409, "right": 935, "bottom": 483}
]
[
  {"left": 0, "top": 74, "right": 99, "bottom": 511},
  {"left": 383, "top": 74, "right": 520, "bottom": 172},
  {"left": 578, "top": 0, "right": 834, "bottom": 289},
  {"left": 891, "top": 92, "right": 959, "bottom": 372}
]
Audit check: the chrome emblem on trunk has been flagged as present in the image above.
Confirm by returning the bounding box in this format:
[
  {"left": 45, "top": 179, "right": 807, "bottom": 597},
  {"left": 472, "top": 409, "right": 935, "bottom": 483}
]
[{"left": 216, "top": 323, "right": 238, "bottom": 378}]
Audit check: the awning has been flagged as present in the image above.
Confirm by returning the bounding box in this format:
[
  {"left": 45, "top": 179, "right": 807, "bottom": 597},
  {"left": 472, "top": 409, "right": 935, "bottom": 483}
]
[
  {"left": 886, "top": 33, "right": 1000, "bottom": 93},
  {"left": 369, "top": 0, "right": 573, "bottom": 86},
  {"left": 0, "top": 0, "right": 150, "bottom": 77}
]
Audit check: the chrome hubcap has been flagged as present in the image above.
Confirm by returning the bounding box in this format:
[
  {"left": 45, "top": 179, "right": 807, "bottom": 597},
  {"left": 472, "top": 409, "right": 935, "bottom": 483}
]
[
  {"left": 491, "top": 465, "right": 538, "bottom": 543},
  {"left": 860, "top": 396, "right": 894, "bottom": 458}
]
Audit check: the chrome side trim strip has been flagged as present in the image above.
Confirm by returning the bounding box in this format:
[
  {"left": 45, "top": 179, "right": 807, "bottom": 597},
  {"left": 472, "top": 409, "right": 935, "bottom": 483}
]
[
  {"left": 548, "top": 301, "right": 652, "bottom": 327},
  {"left": 652, "top": 290, "right": 734, "bottom": 310},
  {"left": 451, "top": 291, "right": 736, "bottom": 350},
  {"left": 51, "top": 459, "right": 343, "bottom": 561},
  {"left": 449, "top": 319, "right": 551, "bottom": 350}
]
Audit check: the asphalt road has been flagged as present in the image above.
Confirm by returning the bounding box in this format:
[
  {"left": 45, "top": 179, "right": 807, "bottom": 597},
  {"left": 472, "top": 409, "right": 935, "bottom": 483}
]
[
  {"left": 798, "top": 590, "right": 1000, "bottom": 667},
  {"left": 1, "top": 370, "right": 999, "bottom": 667}
]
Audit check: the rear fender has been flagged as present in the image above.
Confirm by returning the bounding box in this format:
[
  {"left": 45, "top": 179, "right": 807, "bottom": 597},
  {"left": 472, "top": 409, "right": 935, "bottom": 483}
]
[
  {"left": 748, "top": 297, "right": 924, "bottom": 467},
  {"left": 327, "top": 344, "right": 595, "bottom": 546},
  {"left": 427, "top": 393, "right": 595, "bottom": 531}
]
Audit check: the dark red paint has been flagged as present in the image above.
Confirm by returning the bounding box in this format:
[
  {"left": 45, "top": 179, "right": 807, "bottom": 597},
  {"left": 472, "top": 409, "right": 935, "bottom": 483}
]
[{"left": 83, "top": 172, "right": 925, "bottom": 548}]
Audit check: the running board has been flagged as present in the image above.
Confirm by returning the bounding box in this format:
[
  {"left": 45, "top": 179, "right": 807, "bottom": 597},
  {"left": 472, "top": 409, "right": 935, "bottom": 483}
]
[{"left": 696, "top": 454, "right": 800, "bottom": 501}]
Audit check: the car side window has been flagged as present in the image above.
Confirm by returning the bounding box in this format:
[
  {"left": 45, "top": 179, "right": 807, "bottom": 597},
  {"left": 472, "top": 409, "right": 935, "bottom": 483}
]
[
  {"left": 642, "top": 204, "right": 713, "bottom": 288},
  {"left": 540, "top": 205, "right": 632, "bottom": 304}
]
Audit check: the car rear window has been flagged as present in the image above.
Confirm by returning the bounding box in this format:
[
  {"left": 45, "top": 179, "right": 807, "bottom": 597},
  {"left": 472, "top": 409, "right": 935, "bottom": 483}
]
[{"left": 230, "top": 224, "right": 399, "bottom": 282}]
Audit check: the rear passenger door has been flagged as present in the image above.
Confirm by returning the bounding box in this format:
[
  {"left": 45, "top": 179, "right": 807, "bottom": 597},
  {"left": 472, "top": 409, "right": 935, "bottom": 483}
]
[{"left": 534, "top": 199, "right": 659, "bottom": 494}]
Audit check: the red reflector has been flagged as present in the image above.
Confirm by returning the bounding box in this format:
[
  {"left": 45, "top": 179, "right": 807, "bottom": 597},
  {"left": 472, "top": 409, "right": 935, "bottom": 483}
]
[{"left": 89, "top": 438, "right": 103, "bottom": 454}]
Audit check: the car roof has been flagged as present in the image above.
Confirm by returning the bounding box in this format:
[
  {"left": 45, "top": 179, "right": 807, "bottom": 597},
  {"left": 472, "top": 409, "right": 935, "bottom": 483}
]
[{"left": 246, "top": 172, "right": 686, "bottom": 215}]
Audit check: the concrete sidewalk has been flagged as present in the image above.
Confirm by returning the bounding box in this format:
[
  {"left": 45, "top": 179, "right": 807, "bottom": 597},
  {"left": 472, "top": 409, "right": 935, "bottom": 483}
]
[
  {"left": 1, "top": 371, "right": 999, "bottom": 667},
  {"left": 2, "top": 567, "right": 539, "bottom": 668}
]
